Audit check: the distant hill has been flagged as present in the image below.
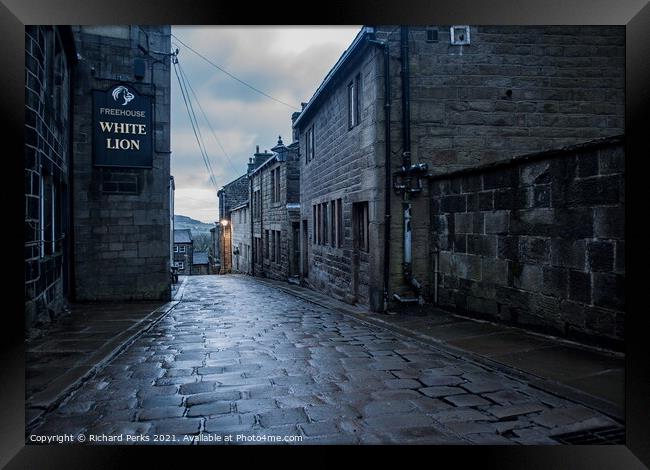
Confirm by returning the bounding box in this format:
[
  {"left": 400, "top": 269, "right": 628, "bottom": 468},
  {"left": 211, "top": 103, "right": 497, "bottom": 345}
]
[{"left": 174, "top": 215, "right": 214, "bottom": 236}]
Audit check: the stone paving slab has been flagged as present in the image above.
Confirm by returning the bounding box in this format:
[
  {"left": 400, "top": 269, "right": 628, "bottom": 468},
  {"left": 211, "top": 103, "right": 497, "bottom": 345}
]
[
  {"left": 26, "top": 275, "right": 625, "bottom": 445},
  {"left": 253, "top": 276, "right": 624, "bottom": 421},
  {"left": 25, "top": 298, "right": 179, "bottom": 427}
]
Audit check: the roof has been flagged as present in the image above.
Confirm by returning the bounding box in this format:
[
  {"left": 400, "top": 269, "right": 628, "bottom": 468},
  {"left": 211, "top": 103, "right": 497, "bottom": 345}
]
[
  {"left": 231, "top": 201, "right": 249, "bottom": 212},
  {"left": 193, "top": 251, "right": 209, "bottom": 265},
  {"left": 173, "top": 229, "right": 192, "bottom": 244},
  {"left": 293, "top": 26, "right": 373, "bottom": 129},
  {"left": 218, "top": 173, "right": 248, "bottom": 195},
  {"left": 248, "top": 154, "right": 279, "bottom": 177}
]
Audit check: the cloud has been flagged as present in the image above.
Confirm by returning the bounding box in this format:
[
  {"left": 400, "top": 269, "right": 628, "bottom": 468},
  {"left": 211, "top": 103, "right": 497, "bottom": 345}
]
[{"left": 170, "top": 26, "right": 361, "bottom": 222}]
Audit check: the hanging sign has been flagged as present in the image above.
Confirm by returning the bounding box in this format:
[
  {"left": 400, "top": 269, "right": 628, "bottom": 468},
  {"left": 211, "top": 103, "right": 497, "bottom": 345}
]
[{"left": 93, "top": 83, "right": 153, "bottom": 167}]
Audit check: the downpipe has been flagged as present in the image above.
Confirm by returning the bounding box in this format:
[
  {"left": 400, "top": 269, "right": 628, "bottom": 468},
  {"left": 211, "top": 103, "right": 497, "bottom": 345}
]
[
  {"left": 399, "top": 26, "right": 424, "bottom": 306},
  {"left": 403, "top": 202, "right": 424, "bottom": 305},
  {"left": 368, "top": 33, "right": 392, "bottom": 313}
]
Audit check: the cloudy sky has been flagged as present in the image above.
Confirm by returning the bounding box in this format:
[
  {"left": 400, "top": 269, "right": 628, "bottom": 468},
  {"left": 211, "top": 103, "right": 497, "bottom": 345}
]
[{"left": 170, "top": 26, "right": 362, "bottom": 223}]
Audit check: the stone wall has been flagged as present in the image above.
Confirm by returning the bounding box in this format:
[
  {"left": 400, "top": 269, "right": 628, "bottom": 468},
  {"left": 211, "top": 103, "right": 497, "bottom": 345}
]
[
  {"left": 24, "top": 26, "right": 75, "bottom": 330},
  {"left": 371, "top": 25, "right": 625, "bottom": 305},
  {"left": 430, "top": 136, "right": 624, "bottom": 349},
  {"left": 294, "top": 26, "right": 624, "bottom": 312},
  {"left": 251, "top": 145, "right": 301, "bottom": 281},
  {"left": 71, "top": 26, "right": 172, "bottom": 301},
  {"left": 231, "top": 204, "right": 251, "bottom": 274},
  {"left": 218, "top": 174, "right": 249, "bottom": 222},
  {"left": 296, "top": 42, "right": 383, "bottom": 309}
]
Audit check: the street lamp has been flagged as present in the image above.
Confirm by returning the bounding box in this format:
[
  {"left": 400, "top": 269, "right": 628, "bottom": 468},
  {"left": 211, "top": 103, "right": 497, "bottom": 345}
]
[{"left": 220, "top": 219, "right": 229, "bottom": 227}]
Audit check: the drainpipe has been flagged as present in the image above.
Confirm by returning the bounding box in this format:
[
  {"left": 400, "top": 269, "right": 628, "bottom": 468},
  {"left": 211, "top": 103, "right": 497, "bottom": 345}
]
[
  {"left": 368, "top": 32, "right": 391, "bottom": 312},
  {"left": 250, "top": 173, "right": 254, "bottom": 277},
  {"left": 400, "top": 26, "right": 423, "bottom": 305}
]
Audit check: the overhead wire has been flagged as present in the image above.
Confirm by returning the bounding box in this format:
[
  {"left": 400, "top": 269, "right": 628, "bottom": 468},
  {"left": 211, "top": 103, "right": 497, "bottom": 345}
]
[
  {"left": 171, "top": 33, "right": 300, "bottom": 111},
  {"left": 172, "top": 56, "right": 219, "bottom": 191},
  {"left": 175, "top": 60, "right": 220, "bottom": 187},
  {"left": 175, "top": 57, "right": 240, "bottom": 177}
]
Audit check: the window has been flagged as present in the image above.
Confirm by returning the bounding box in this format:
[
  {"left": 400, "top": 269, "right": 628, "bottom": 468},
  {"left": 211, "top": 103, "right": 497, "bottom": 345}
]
[
  {"left": 323, "top": 202, "right": 328, "bottom": 245},
  {"left": 39, "top": 176, "right": 61, "bottom": 257},
  {"left": 316, "top": 204, "right": 321, "bottom": 245},
  {"left": 426, "top": 26, "right": 439, "bottom": 43},
  {"left": 180, "top": 245, "right": 186, "bottom": 253},
  {"left": 270, "top": 168, "right": 281, "bottom": 203},
  {"left": 312, "top": 205, "right": 317, "bottom": 245},
  {"left": 271, "top": 231, "right": 276, "bottom": 262},
  {"left": 348, "top": 74, "right": 360, "bottom": 129},
  {"left": 336, "top": 199, "right": 343, "bottom": 248},
  {"left": 264, "top": 230, "right": 269, "bottom": 259},
  {"left": 252, "top": 190, "right": 261, "bottom": 219},
  {"left": 353, "top": 202, "right": 369, "bottom": 252},
  {"left": 305, "top": 125, "right": 314, "bottom": 163},
  {"left": 177, "top": 261, "right": 184, "bottom": 270},
  {"left": 174, "top": 245, "right": 178, "bottom": 252},
  {"left": 275, "top": 231, "right": 281, "bottom": 263},
  {"left": 254, "top": 236, "right": 261, "bottom": 263},
  {"left": 330, "top": 201, "right": 336, "bottom": 247}
]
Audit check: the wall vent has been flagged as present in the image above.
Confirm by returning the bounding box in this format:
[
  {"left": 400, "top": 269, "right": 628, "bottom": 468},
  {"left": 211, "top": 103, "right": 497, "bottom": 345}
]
[{"left": 450, "top": 25, "right": 471, "bottom": 45}]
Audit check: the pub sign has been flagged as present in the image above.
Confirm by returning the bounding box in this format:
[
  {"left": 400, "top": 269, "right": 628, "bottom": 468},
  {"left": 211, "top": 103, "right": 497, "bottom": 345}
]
[{"left": 93, "top": 83, "right": 153, "bottom": 167}]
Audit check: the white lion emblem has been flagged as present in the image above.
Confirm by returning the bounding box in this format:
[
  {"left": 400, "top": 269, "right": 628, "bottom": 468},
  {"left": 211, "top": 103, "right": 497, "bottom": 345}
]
[{"left": 112, "top": 86, "right": 135, "bottom": 106}]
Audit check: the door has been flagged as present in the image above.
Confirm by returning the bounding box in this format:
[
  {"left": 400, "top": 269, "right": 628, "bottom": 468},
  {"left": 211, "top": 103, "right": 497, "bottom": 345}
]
[
  {"left": 301, "top": 220, "right": 309, "bottom": 279},
  {"left": 291, "top": 222, "right": 300, "bottom": 277},
  {"left": 352, "top": 202, "right": 369, "bottom": 304}
]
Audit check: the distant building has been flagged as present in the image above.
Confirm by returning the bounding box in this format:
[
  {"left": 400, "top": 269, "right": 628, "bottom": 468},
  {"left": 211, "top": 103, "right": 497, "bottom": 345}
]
[
  {"left": 208, "top": 223, "right": 220, "bottom": 274},
  {"left": 173, "top": 229, "right": 193, "bottom": 275},
  {"left": 230, "top": 202, "right": 250, "bottom": 274},
  {"left": 217, "top": 146, "right": 271, "bottom": 273},
  {"left": 249, "top": 137, "right": 301, "bottom": 281},
  {"left": 192, "top": 251, "right": 209, "bottom": 275}
]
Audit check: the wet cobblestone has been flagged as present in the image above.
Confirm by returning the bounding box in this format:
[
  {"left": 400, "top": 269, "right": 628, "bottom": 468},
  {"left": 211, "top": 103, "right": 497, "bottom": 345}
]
[{"left": 28, "top": 275, "right": 621, "bottom": 445}]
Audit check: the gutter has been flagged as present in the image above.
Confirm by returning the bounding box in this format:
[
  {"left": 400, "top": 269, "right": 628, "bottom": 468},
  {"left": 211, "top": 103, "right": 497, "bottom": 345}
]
[{"left": 293, "top": 26, "right": 374, "bottom": 129}]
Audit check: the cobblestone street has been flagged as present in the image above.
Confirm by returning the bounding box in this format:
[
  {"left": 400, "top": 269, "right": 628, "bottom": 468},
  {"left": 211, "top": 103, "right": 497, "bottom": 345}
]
[{"left": 29, "top": 275, "right": 621, "bottom": 445}]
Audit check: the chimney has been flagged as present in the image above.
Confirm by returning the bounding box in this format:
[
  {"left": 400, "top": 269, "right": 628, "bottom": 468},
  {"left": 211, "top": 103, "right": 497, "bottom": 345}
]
[
  {"left": 271, "top": 135, "right": 287, "bottom": 160},
  {"left": 291, "top": 112, "right": 301, "bottom": 143}
]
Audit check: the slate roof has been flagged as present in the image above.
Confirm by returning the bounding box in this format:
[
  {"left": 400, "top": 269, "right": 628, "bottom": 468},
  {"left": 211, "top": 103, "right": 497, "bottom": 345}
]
[
  {"left": 193, "top": 251, "right": 209, "bottom": 265},
  {"left": 174, "top": 229, "right": 193, "bottom": 244}
]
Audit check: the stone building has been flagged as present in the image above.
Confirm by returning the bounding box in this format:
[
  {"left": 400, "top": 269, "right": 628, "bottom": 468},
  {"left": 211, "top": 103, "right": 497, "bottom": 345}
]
[
  {"left": 71, "top": 26, "right": 172, "bottom": 301},
  {"left": 292, "top": 25, "right": 624, "bottom": 346},
  {"left": 192, "top": 251, "right": 209, "bottom": 275},
  {"left": 170, "top": 175, "right": 175, "bottom": 272},
  {"left": 173, "top": 229, "right": 193, "bottom": 275},
  {"left": 24, "top": 25, "right": 172, "bottom": 331},
  {"left": 209, "top": 223, "right": 221, "bottom": 274},
  {"left": 230, "top": 202, "right": 251, "bottom": 274},
  {"left": 24, "top": 26, "right": 76, "bottom": 329},
  {"left": 217, "top": 146, "right": 272, "bottom": 273},
  {"left": 249, "top": 137, "right": 301, "bottom": 281}
]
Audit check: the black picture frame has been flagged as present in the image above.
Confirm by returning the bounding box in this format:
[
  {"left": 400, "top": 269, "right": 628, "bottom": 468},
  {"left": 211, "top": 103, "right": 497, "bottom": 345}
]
[{"left": 3, "top": 0, "right": 647, "bottom": 467}]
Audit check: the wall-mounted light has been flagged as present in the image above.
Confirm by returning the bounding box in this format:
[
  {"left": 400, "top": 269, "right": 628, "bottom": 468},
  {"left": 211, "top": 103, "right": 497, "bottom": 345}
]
[{"left": 220, "top": 220, "right": 229, "bottom": 227}]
